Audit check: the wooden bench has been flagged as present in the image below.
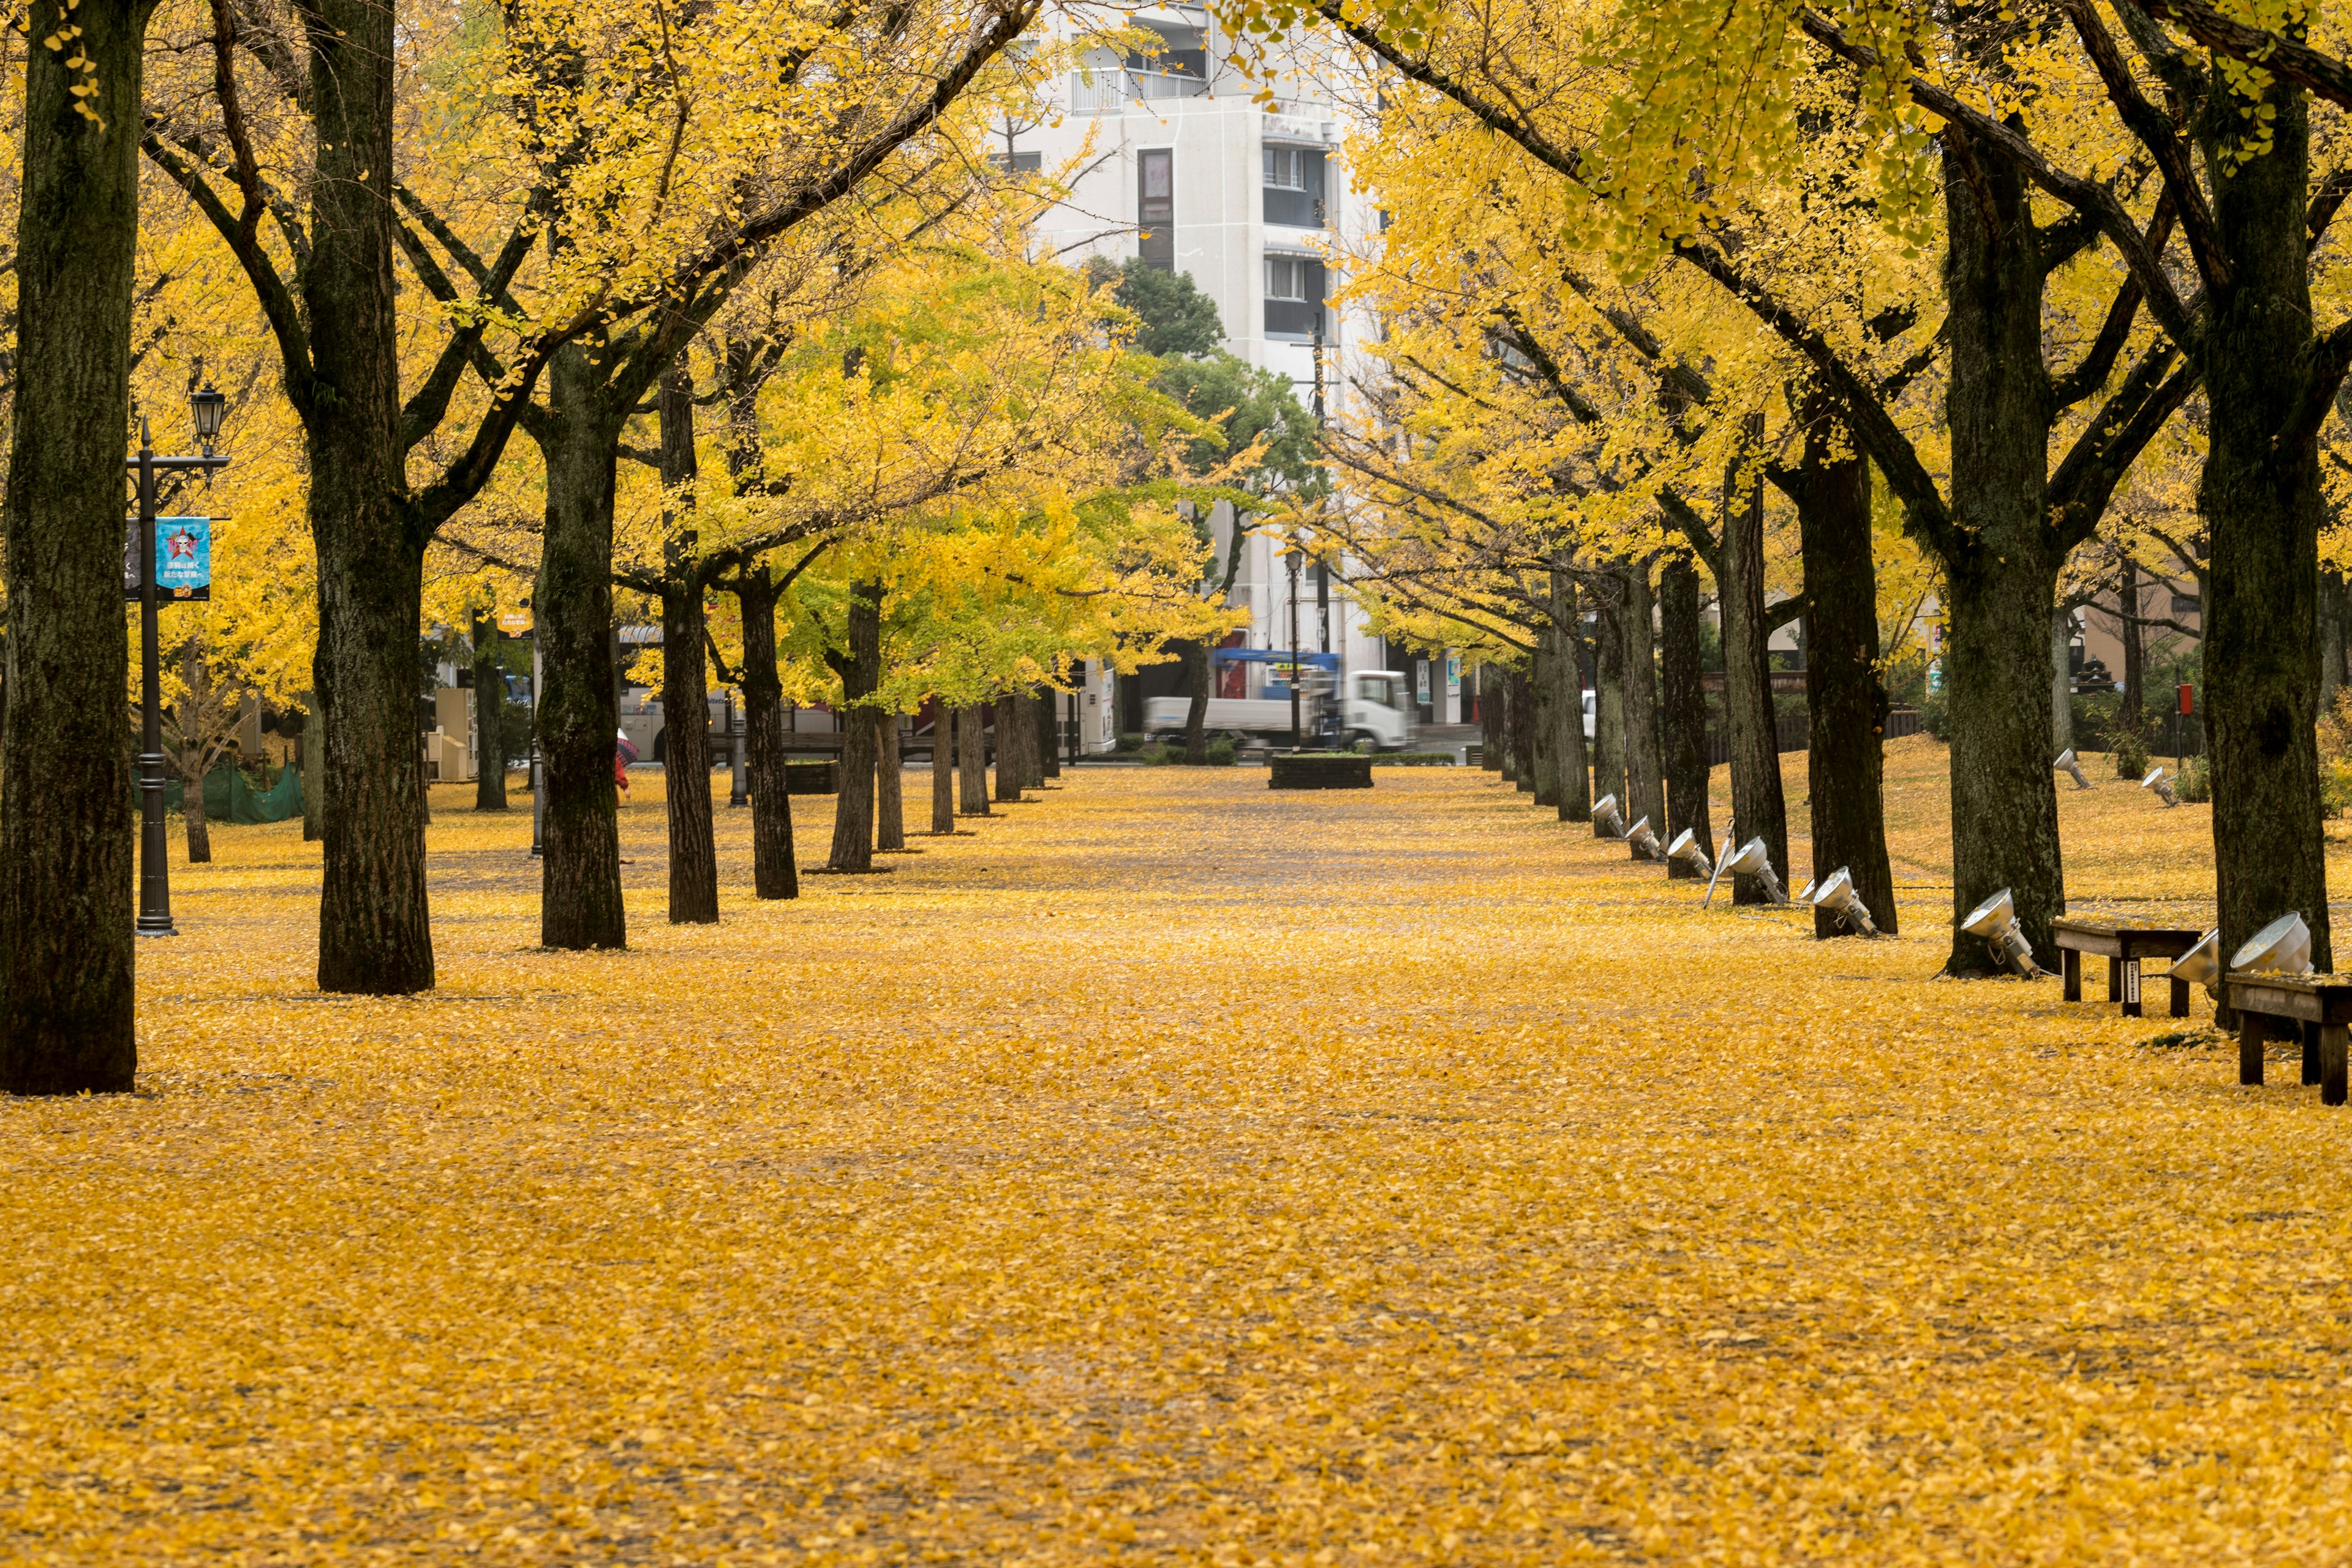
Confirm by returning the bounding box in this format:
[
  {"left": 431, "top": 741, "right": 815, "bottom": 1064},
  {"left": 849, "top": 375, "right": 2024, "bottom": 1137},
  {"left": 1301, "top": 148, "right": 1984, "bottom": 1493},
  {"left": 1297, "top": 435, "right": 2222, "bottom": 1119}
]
[
  {"left": 2218, "top": 973, "right": 2352, "bottom": 1105},
  {"left": 2051, "top": 918, "right": 2204, "bottom": 1019}
]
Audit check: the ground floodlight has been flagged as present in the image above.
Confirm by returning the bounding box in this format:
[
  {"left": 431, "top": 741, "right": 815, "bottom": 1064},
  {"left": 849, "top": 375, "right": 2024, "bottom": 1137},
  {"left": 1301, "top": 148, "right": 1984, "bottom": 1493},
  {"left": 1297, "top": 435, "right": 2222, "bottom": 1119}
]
[
  {"left": 2231, "top": 912, "right": 2315, "bottom": 977},
  {"left": 1811, "top": 866, "right": 1880, "bottom": 937},
  {"left": 1591, "top": 791, "right": 1626, "bottom": 838},
  {"left": 1706, "top": 835, "right": 1789, "bottom": 907},
  {"left": 1959, "top": 887, "right": 2041, "bottom": 976},
  {"left": 2056, "top": 748, "right": 2091, "bottom": 790},
  {"left": 1667, "top": 828, "right": 1713, "bottom": 878},
  {"left": 1793, "top": 873, "right": 1817, "bottom": 903},
  {"left": 2171, "top": 927, "right": 2223, "bottom": 998},
  {"left": 2141, "top": 766, "right": 2179, "bottom": 807},
  {"left": 1625, "top": 816, "right": 1664, "bottom": 860}
]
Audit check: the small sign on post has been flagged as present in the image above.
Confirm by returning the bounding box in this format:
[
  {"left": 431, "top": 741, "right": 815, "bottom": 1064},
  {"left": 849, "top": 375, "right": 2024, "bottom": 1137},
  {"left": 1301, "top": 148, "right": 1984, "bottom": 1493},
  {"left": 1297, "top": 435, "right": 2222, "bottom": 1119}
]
[{"left": 124, "top": 516, "right": 214, "bottom": 602}]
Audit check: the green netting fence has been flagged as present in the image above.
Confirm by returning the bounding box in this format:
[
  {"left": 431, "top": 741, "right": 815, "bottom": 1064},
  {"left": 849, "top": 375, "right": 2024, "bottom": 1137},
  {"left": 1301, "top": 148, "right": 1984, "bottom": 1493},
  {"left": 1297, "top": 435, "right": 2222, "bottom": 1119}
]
[{"left": 142, "top": 762, "right": 305, "bottom": 824}]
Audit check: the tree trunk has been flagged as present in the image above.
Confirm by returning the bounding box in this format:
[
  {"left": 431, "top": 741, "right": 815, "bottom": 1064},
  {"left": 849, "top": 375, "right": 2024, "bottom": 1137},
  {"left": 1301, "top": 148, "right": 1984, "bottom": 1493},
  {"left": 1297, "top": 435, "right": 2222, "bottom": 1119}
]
[
  {"left": 472, "top": 615, "right": 508, "bottom": 810},
  {"left": 959, "top": 702, "right": 991, "bottom": 815},
  {"left": 1182, "top": 641, "right": 1212, "bottom": 763},
  {"left": 1495, "top": 669, "right": 1517, "bottom": 782},
  {"left": 1548, "top": 572, "right": 1591, "bottom": 822},
  {"left": 876, "top": 713, "right": 905, "bottom": 851},
  {"left": 1480, "top": 666, "right": 1502, "bottom": 770},
  {"left": 1508, "top": 668, "right": 1536, "bottom": 791},
  {"left": 535, "top": 342, "right": 627, "bottom": 949},
  {"left": 1619, "top": 562, "right": 1665, "bottom": 840},
  {"left": 2200, "top": 69, "right": 2332, "bottom": 973},
  {"left": 300, "top": 691, "right": 324, "bottom": 843},
  {"left": 2318, "top": 570, "right": 2344, "bottom": 715},
  {"left": 1592, "top": 591, "right": 1627, "bottom": 825},
  {"left": 179, "top": 639, "right": 213, "bottom": 865},
  {"left": 658, "top": 363, "right": 717, "bottom": 925},
  {"left": 2118, "top": 557, "right": 2146, "bottom": 739},
  {"left": 931, "top": 709, "right": 956, "bottom": 832},
  {"left": 995, "top": 690, "right": 1027, "bottom": 801},
  {"left": 1792, "top": 407, "right": 1896, "bottom": 935},
  {"left": 1659, "top": 557, "right": 1713, "bottom": 878},
  {"left": 736, "top": 564, "right": 797, "bottom": 899},
  {"left": 1529, "top": 637, "right": 1562, "bottom": 809},
  {"left": 1035, "top": 691, "right": 1060, "bottom": 778},
  {"left": 2050, "top": 609, "right": 2074, "bottom": 752},
  {"left": 1933, "top": 128, "right": 2066, "bottom": 971},
  {"left": 827, "top": 581, "right": 883, "bottom": 870},
  {"left": 309, "top": 0, "right": 434, "bottom": 993},
  {"left": 1721, "top": 418, "right": 1790, "bottom": 905}
]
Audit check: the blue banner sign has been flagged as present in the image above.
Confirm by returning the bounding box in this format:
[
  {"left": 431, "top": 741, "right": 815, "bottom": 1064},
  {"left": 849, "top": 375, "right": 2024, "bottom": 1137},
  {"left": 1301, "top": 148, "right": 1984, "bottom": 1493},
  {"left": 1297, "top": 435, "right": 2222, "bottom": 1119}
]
[{"left": 124, "top": 516, "right": 214, "bottom": 601}]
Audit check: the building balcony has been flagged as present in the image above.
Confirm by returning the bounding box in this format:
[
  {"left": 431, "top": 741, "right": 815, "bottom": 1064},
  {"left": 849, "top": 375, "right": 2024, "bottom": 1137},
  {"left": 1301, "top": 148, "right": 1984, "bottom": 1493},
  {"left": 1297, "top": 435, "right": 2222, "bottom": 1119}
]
[{"left": 1069, "top": 67, "right": 1212, "bottom": 115}]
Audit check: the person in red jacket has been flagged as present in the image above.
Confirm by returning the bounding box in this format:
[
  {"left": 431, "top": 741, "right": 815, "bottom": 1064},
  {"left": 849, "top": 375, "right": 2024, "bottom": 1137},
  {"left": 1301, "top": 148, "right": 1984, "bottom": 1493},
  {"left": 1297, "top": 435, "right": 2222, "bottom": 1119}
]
[{"left": 615, "top": 729, "right": 639, "bottom": 799}]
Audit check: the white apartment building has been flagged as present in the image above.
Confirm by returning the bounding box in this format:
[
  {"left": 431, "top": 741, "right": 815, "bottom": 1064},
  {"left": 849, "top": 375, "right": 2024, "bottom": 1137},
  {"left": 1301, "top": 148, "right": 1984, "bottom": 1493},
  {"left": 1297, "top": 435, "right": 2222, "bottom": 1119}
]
[{"left": 1008, "top": 7, "right": 1471, "bottom": 731}]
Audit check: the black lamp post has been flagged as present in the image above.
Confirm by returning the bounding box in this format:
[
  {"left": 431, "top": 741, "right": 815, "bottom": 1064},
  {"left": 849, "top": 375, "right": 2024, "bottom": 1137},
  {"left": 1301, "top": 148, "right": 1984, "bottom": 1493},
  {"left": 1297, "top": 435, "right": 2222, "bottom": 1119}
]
[
  {"left": 131, "top": 382, "right": 230, "bottom": 937},
  {"left": 1286, "top": 534, "right": 1304, "bottom": 750}
]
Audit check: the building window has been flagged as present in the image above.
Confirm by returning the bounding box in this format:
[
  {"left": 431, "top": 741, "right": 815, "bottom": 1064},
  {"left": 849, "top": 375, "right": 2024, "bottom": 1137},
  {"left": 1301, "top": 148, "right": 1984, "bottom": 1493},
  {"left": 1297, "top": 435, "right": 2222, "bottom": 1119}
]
[
  {"left": 1265, "top": 257, "right": 1308, "bottom": 301},
  {"left": 989, "top": 150, "right": 1042, "bottom": 173},
  {"left": 1138, "top": 149, "right": 1173, "bottom": 270},
  {"left": 1264, "top": 256, "right": 1325, "bottom": 336},
  {"left": 1262, "top": 145, "right": 1327, "bottom": 227}
]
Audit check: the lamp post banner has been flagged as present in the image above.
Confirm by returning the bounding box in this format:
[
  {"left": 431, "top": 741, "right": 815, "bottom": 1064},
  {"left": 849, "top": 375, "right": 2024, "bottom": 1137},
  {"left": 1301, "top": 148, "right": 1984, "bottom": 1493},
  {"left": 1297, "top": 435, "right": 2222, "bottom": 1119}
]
[{"left": 124, "top": 516, "right": 213, "bottom": 601}]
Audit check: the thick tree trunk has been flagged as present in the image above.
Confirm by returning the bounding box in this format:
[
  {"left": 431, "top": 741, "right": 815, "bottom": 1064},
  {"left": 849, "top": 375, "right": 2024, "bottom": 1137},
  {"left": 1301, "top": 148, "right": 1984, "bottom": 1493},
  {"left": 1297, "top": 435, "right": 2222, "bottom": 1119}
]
[
  {"left": 2118, "top": 557, "right": 2146, "bottom": 738},
  {"left": 1792, "top": 409, "right": 1896, "bottom": 935},
  {"left": 1508, "top": 668, "right": 1536, "bottom": 791},
  {"left": 300, "top": 691, "right": 323, "bottom": 843},
  {"left": 1722, "top": 420, "right": 1790, "bottom": 905},
  {"left": 1549, "top": 573, "right": 1591, "bottom": 822},
  {"left": 1659, "top": 558, "right": 1713, "bottom": 878},
  {"left": 995, "top": 690, "right": 1027, "bottom": 801},
  {"left": 1935, "top": 131, "right": 2065, "bottom": 971},
  {"left": 931, "top": 710, "right": 955, "bottom": 832},
  {"left": 309, "top": 0, "right": 434, "bottom": 993},
  {"left": 876, "top": 714, "right": 905, "bottom": 851},
  {"left": 535, "top": 343, "right": 627, "bottom": 949},
  {"left": 658, "top": 363, "right": 717, "bottom": 925},
  {"left": 1592, "top": 592, "right": 1627, "bottom": 826},
  {"left": 1529, "top": 638, "right": 1562, "bottom": 809},
  {"left": 179, "top": 639, "right": 213, "bottom": 865},
  {"left": 827, "top": 582, "right": 883, "bottom": 870},
  {"left": 1619, "top": 562, "right": 1665, "bottom": 840},
  {"left": 2200, "top": 72, "right": 2332, "bottom": 972},
  {"left": 2050, "top": 610, "right": 2074, "bottom": 752},
  {"left": 1495, "top": 671, "right": 1517, "bottom": 781},
  {"left": 472, "top": 615, "right": 508, "bottom": 810},
  {"left": 959, "top": 702, "right": 991, "bottom": 815},
  {"left": 737, "top": 564, "right": 797, "bottom": 899},
  {"left": 1035, "top": 691, "right": 1060, "bottom": 778},
  {"left": 1182, "top": 642, "right": 1212, "bottom": 763}
]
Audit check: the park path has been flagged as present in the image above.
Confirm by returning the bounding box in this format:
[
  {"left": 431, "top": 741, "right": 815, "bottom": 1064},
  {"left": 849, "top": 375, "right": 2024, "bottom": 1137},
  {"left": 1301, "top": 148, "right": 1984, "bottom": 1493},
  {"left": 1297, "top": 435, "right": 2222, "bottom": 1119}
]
[{"left": 6, "top": 760, "right": 2352, "bottom": 1563}]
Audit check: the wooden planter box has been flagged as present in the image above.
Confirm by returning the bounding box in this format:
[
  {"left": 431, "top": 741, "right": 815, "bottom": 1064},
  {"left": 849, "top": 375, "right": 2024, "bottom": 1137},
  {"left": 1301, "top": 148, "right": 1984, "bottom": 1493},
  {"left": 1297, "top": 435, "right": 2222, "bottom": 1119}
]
[
  {"left": 784, "top": 759, "right": 838, "bottom": 795},
  {"left": 1269, "top": 753, "right": 1373, "bottom": 791}
]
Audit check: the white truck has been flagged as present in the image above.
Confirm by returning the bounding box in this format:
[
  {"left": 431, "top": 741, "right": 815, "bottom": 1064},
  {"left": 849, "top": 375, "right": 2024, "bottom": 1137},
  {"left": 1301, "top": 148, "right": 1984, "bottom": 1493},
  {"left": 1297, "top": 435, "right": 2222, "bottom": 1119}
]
[{"left": 1144, "top": 669, "right": 1415, "bottom": 751}]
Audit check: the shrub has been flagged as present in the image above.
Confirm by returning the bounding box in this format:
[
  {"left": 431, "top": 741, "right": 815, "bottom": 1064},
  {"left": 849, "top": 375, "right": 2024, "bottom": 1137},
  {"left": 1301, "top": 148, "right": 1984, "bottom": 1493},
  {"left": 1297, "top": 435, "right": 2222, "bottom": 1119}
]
[
  {"left": 2318, "top": 692, "right": 2352, "bottom": 818},
  {"left": 1370, "top": 751, "right": 1458, "bottom": 766},
  {"left": 1920, "top": 686, "right": 1950, "bottom": 741},
  {"left": 2113, "top": 730, "right": 2149, "bottom": 781},
  {"left": 1203, "top": 737, "right": 1237, "bottom": 766},
  {"left": 1115, "top": 732, "right": 1146, "bottom": 753},
  {"left": 1136, "top": 742, "right": 1176, "bottom": 766},
  {"left": 2173, "top": 756, "right": 2211, "bottom": 802}
]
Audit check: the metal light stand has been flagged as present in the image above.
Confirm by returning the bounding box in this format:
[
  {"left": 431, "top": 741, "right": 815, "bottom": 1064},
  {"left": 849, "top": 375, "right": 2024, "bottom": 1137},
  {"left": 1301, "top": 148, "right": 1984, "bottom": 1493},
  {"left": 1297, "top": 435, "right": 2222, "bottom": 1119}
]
[{"left": 130, "top": 388, "right": 230, "bottom": 938}]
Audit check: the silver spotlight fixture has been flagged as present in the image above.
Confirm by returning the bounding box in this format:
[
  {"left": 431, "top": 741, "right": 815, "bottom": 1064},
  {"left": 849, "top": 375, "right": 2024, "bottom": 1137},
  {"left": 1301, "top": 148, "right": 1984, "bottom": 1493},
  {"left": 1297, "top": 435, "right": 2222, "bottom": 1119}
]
[
  {"left": 1705, "top": 835, "right": 1789, "bottom": 908},
  {"left": 1591, "top": 791, "right": 1626, "bottom": 838},
  {"left": 1959, "top": 887, "right": 2041, "bottom": 976},
  {"left": 1810, "top": 866, "right": 1880, "bottom": 937},
  {"left": 1666, "top": 827, "right": 1713, "bottom": 878},
  {"left": 2232, "top": 912, "right": 2314, "bottom": 977},
  {"left": 1793, "top": 873, "right": 1817, "bottom": 903},
  {"left": 2055, "top": 748, "right": 2091, "bottom": 790},
  {"left": 1624, "top": 816, "right": 1664, "bottom": 861},
  {"left": 2141, "top": 766, "right": 2179, "bottom": 807},
  {"left": 2170, "top": 927, "right": 2222, "bottom": 999}
]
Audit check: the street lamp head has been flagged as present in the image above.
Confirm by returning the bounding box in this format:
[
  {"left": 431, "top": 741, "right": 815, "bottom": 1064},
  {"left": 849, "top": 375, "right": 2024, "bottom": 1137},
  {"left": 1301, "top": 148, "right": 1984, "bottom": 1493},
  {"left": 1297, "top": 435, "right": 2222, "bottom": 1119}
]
[{"left": 190, "top": 381, "right": 227, "bottom": 452}]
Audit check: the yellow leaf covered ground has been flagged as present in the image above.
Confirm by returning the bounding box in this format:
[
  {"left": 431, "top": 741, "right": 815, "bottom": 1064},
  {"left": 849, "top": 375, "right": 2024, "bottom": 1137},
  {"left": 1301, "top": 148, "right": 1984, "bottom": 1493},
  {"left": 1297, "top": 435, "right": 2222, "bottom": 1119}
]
[{"left": 7, "top": 736, "right": 2352, "bottom": 1564}]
